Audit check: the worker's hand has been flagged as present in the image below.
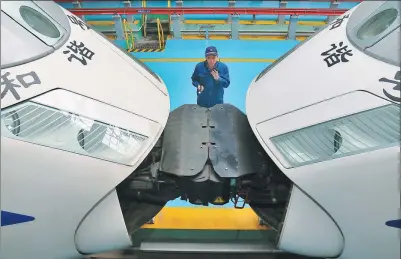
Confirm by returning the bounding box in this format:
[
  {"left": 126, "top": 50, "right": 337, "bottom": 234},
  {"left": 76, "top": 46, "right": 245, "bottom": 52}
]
[
  {"left": 197, "top": 85, "right": 204, "bottom": 93},
  {"left": 211, "top": 69, "right": 219, "bottom": 80}
]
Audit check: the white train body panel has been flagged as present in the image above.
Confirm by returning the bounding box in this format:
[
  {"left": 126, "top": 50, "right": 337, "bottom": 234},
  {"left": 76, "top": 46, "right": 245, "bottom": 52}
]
[
  {"left": 2, "top": 1, "right": 400, "bottom": 259},
  {"left": 1, "top": 1, "right": 169, "bottom": 259},
  {"left": 246, "top": 1, "right": 400, "bottom": 259}
]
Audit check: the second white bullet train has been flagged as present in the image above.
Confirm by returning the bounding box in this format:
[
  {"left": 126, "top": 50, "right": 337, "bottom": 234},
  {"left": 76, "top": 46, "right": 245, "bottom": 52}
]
[
  {"left": 246, "top": 1, "right": 400, "bottom": 259},
  {"left": 1, "top": 1, "right": 399, "bottom": 259}
]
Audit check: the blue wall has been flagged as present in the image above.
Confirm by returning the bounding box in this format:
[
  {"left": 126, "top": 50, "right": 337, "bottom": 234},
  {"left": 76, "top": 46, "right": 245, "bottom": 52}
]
[{"left": 131, "top": 39, "right": 299, "bottom": 113}]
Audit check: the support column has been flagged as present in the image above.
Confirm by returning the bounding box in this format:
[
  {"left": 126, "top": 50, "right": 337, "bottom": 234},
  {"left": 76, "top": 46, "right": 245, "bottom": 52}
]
[
  {"left": 123, "top": 0, "right": 134, "bottom": 23},
  {"left": 278, "top": 0, "right": 287, "bottom": 24},
  {"left": 171, "top": 14, "right": 182, "bottom": 39},
  {"left": 176, "top": 0, "right": 184, "bottom": 22},
  {"left": 72, "top": 1, "right": 85, "bottom": 21},
  {"left": 231, "top": 14, "right": 240, "bottom": 40},
  {"left": 327, "top": 0, "right": 339, "bottom": 24},
  {"left": 228, "top": 0, "right": 235, "bottom": 23},
  {"left": 113, "top": 14, "right": 124, "bottom": 40},
  {"left": 287, "top": 15, "right": 298, "bottom": 40}
]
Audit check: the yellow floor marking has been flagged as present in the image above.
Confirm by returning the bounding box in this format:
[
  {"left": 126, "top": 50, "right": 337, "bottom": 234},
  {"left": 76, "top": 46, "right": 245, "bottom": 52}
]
[
  {"left": 141, "top": 207, "right": 269, "bottom": 230},
  {"left": 138, "top": 58, "right": 276, "bottom": 62}
]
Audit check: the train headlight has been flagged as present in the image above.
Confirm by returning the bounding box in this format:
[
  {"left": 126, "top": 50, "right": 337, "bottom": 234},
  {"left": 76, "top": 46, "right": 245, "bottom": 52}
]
[
  {"left": 1, "top": 101, "right": 148, "bottom": 165},
  {"left": 270, "top": 104, "right": 400, "bottom": 168}
]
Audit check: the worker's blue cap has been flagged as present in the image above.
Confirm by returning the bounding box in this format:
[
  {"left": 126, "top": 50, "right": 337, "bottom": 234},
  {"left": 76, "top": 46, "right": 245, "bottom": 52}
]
[{"left": 205, "top": 46, "right": 218, "bottom": 56}]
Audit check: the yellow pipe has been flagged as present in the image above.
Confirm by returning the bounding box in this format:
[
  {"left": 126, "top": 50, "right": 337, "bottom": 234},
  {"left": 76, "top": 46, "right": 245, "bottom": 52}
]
[
  {"left": 130, "top": 26, "right": 135, "bottom": 49},
  {"left": 87, "top": 20, "right": 139, "bottom": 26},
  {"left": 87, "top": 21, "right": 115, "bottom": 26},
  {"left": 160, "top": 19, "right": 165, "bottom": 48},
  {"left": 123, "top": 19, "right": 129, "bottom": 49},
  {"left": 128, "top": 22, "right": 135, "bottom": 50},
  {"left": 183, "top": 19, "right": 326, "bottom": 26},
  {"left": 122, "top": 18, "right": 137, "bottom": 51},
  {"left": 156, "top": 17, "right": 165, "bottom": 48},
  {"left": 142, "top": 0, "right": 147, "bottom": 37},
  {"left": 87, "top": 19, "right": 323, "bottom": 27},
  {"left": 157, "top": 18, "right": 162, "bottom": 49},
  {"left": 167, "top": 0, "right": 171, "bottom": 26},
  {"left": 178, "top": 34, "right": 308, "bottom": 41},
  {"left": 160, "top": 19, "right": 165, "bottom": 47}
]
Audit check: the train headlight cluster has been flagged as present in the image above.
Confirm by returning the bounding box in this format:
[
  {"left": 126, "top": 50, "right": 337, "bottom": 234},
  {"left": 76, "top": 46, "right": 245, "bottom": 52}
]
[
  {"left": 270, "top": 104, "right": 400, "bottom": 168},
  {"left": 1, "top": 101, "right": 148, "bottom": 166}
]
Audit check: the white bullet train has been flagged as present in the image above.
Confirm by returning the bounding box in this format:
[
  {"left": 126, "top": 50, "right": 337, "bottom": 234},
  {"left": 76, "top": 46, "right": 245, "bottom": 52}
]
[
  {"left": 0, "top": 1, "right": 399, "bottom": 259},
  {"left": 246, "top": 1, "right": 400, "bottom": 259}
]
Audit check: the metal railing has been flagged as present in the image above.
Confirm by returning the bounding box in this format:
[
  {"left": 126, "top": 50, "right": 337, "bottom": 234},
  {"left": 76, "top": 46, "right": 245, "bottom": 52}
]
[
  {"left": 123, "top": 18, "right": 135, "bottom": 50},
  {"left": 69, "top": 7, "right": 348, "bottom": 16},
  {"left": 156, "top": 18, "right": 165, "bottom": 49},
  {"left": 65, "top": 2, "right": 355, "bottom": 42}
]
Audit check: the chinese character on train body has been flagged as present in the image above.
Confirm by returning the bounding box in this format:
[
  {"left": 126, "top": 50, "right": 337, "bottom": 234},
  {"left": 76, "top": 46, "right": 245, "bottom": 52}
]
[
  {"left": 379, "top": 71, "right": 400, "bottom": 102},
  {"left": 63, "top": 40, "right": 95, "bottom": 65},
  {"left": 321, "top": 41, "right": 353, "bottom": 67},
  {"left": 66, "top": 15, "right": 90, "bottom": 30},
  {"left": 1, "top": 71, "right": 41, "bottom": 100},
  {"left": 329, "top": 14, "right": 350, "bottom": 30}
]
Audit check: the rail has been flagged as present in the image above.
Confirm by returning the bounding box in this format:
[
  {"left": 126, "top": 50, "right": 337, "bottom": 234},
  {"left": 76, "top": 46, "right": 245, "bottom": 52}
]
[
  {"left": 123, "top": 18, "right": 130, "bottom": 48},
  {"left": 68, "top": 7, "right": 348, "bottom": 16},
  {"left": 122, "top": 19, "right": 135, "bottom": 50},
  {"left": 156, "top": 18, "right": 165, "bottom": 49}
]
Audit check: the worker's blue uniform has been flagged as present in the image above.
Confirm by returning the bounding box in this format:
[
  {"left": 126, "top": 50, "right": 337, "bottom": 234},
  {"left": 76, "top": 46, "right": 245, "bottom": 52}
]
[{"left": 191, "top": 61, "right": 230, "bottom": 108}]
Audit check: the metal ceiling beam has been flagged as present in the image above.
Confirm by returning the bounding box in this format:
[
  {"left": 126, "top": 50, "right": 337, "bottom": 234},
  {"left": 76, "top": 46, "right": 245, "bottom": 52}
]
[{"left": 66, "top": 7, "right": 348, "bottom": 16}]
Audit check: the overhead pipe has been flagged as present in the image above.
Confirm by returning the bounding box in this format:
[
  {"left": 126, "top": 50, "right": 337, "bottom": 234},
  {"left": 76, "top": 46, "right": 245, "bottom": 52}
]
[{"left": 67, "top": 7, "right": 348, "bottom": 16}]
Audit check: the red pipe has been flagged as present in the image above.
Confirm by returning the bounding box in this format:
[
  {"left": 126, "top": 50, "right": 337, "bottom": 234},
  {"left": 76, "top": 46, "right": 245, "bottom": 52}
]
[
  {"left": 68, "top": 7, "right": 348, "bottom": 16},
  {"left": 54, "top": 0, "right": 361, "bottom": 2}
]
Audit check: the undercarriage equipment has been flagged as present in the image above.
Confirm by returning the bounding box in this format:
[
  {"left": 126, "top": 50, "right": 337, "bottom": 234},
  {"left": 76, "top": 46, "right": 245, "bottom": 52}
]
[{"left": 116, "top": 104, "right": 293, "bottom": 234}]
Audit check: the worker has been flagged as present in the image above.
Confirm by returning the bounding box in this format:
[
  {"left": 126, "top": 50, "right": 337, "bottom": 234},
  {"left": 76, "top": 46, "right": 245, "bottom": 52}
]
[{"left": 191, "top": 46, "right": 230, "bottom": 108}]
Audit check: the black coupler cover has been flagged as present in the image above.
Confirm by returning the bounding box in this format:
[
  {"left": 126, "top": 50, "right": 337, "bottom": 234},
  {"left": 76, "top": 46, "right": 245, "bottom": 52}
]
[{"left": 159, "top": 104, "right": 268, "bottom": 178}]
